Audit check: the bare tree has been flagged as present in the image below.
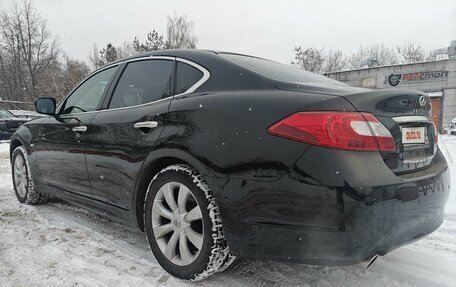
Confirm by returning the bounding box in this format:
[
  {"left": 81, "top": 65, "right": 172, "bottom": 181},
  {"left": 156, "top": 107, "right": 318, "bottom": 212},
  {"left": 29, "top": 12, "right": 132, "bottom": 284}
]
[
  {"left": 397, "top": 42, "right": 428, "bottom": 64},
  {"left": 166, "top": 14, "right": 197, "bottom": 49},
  {"left": 88, "top": 43, "right": 104, "bottom": 70},
  {"left": 88, "top": 42, "right": 119, "bottom": 68},
  {"left": 0, "top": 0, "right": 59, "bottom": 101},
  {"left": 0, "top": 32, "right": 25, "bottom": 102},
  {"left": 347, "top": 44, "right": 399, "bottom": 69},
  {"left": 90, "top": 13, "right": 197, "bottom": 65},
  {"left": 293, "top": 47, "right": 324, "bottom": 73},
  {"left": 117, "top": 41, "right": 135, "bottom": 58},
  {"left": 54, "top": 56, "right": 90, "bottom": 99},
  {"left": 323, "top": 49, "right": 348, "bottom": 73}
]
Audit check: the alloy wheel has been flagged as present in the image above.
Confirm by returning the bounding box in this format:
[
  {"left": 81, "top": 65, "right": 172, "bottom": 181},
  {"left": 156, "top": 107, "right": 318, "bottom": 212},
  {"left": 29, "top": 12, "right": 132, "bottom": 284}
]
[
  {"left": 13, "top": 155, "right": 28, "bottom": 198},
  {"left": 151, "top": 182, "right": 204, "bottom": 266}
]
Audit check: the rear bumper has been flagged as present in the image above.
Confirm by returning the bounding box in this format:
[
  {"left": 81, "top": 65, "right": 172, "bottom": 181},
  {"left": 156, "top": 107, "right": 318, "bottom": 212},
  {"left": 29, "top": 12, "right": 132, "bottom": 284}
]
[{"left": 218, "top": 147, "right": 451, "bottom": 265}]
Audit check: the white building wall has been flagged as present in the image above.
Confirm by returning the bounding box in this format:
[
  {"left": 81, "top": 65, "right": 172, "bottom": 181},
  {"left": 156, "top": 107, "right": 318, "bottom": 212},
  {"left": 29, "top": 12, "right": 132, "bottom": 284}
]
[{"left": 443, "top": 88, "right": 456, "bottom": 127}]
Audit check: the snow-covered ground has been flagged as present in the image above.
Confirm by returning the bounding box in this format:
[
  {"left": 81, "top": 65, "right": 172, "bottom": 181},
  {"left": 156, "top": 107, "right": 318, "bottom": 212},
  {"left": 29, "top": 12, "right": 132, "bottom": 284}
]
[{"left": 1, "top": 137, "right": 455, "bottom": 287}]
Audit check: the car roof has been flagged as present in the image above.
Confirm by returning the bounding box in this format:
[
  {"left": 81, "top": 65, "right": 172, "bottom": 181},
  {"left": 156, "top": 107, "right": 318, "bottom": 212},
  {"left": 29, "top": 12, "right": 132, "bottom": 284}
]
[{"left": 99, "top": 49, "right": 264, "bottom": 69}]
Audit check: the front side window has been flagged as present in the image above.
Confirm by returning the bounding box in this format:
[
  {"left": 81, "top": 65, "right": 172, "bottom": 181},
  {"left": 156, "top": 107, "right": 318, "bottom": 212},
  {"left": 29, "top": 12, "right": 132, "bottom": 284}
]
[
  {"left": 175, "top": 62, "right": 203, "bottom": 94},
  {"left": 61, "top": 66, "right": 117, "bottom": 114},
  {"left": 109, "top": 60, "right": 173, "bottom": 109}
]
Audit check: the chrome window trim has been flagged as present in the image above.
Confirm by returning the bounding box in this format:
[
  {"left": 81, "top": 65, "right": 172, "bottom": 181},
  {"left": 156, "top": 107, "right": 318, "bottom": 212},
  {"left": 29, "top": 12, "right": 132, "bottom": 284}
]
[
  {"left": 174, "top": 58, "right": 210, "bottom": 97},
  {"left": 55, "top": 56, "right": 210, "bottom": 115},
  {"left": 98, "top": 96, "right": 173, "bottom": 113},
  {"left": 57, "top": 110, "right": 100, "bottom": 117},
  {"left": 125, "top": 55, "right": 175, "bottom": 62},
  {"left": 392, "top": 116, "right": 432, "bottom": 123}
]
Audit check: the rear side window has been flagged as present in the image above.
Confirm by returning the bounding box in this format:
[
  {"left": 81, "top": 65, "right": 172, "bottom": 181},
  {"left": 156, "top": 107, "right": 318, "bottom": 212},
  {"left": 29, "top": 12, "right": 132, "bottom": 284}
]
[
  {"left": 109, "top": 60, "right": 173, "bottom": 109},
  {"left": 175, "top": 62, "right": 203, "bottom": 94}
]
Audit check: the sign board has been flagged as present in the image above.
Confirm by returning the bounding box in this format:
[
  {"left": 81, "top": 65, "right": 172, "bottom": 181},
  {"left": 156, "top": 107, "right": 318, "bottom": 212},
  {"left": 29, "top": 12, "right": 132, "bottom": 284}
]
[{"left": 385, "top": 71, "right": 448, "bottom": 87}]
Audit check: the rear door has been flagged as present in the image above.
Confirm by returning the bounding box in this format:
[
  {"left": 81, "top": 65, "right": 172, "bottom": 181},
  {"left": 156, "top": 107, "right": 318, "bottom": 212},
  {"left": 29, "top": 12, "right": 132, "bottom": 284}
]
[
  {"left": 85, "top": 57, "right": 175, "bottom": 209},
  {"left": 35, "top": 66, "right": 118, "bottom": 195}
]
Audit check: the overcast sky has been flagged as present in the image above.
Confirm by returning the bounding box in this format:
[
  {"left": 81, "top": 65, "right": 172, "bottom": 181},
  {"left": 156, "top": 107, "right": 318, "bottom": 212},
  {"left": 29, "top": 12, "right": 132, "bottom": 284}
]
[{"left": 1, "top": 0, "right": 455, "bottom": 63}]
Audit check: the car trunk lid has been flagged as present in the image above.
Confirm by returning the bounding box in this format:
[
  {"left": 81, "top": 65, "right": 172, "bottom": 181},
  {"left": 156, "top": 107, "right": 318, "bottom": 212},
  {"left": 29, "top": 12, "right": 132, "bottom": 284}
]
[
  {"left": 342, "top": 89, "right": 437, "bottom": 174},
  {"left": 275, "top": 83, "right": 437, "bottom": 174}
]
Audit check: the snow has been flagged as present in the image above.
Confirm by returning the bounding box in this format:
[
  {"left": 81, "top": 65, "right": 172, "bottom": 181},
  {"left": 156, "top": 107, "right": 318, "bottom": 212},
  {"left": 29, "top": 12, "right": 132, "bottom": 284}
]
[{"left": 1, "top": 137, "right": 456, "bottom": 286}]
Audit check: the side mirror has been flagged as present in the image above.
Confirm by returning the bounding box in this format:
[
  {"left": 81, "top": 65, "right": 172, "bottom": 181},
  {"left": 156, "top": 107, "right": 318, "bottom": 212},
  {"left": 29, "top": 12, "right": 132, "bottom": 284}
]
[{"left": 35, "top": 97, "right": 56, "bottom": 115}]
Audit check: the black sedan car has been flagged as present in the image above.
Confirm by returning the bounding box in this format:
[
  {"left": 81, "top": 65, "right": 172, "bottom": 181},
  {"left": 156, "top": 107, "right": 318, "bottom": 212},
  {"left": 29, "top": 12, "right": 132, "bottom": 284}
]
[
  {"left": 0, "top": 107, "right": 29, "bottom": 140},
  {"left": 9, "top": 50, "right": 450, "bottom": 280}
]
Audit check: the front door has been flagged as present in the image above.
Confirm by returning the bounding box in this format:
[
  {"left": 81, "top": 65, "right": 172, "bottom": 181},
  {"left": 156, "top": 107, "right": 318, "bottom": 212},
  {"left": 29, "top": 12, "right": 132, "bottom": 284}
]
[
  {"left": 85, "top": 58, "right": 175, "bottom": 209},
  {"left": 35, "top": 66, "right": 118, "bottom": 196}
]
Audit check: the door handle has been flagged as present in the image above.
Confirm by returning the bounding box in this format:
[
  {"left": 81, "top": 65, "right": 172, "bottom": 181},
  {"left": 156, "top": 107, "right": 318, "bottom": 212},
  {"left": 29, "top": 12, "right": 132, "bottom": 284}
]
[
  {"left": 133, "top": 121, "right": 158, "bottom": 129},
  {"left": 72, "top": 126, "right": 87, "bottom": 133}
]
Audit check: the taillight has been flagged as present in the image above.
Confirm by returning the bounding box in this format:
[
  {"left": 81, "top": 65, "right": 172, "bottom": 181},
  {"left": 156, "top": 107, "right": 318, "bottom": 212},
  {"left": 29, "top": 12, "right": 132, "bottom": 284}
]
[{"left": 267, "top": 111, "right": 396, "bottom": 152}]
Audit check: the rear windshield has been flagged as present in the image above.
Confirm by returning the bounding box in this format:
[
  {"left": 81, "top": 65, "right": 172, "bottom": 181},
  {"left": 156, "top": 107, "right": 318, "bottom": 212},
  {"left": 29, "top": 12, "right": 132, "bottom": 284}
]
[{"left": 219, "top": 53, "right": 346, "bottom": 86}]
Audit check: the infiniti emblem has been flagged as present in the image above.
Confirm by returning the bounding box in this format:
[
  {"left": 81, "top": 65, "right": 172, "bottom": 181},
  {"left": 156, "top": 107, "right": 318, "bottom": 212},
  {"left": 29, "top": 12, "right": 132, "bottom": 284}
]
[{"left": 419, "top": 96, "right": 426, "bottom": 107}]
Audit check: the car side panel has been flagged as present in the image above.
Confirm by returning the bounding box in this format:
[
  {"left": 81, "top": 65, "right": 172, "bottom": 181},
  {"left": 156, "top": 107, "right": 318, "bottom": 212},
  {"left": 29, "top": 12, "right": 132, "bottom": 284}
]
[
  {"left": 86, "top": 99, "right": 171, "bottom": 209},
  {"left": 162, "top": 90, "right": 355, "bottom": 181},
  {"left": 159, "top": 90, "right": 356, "bottom": 239}
]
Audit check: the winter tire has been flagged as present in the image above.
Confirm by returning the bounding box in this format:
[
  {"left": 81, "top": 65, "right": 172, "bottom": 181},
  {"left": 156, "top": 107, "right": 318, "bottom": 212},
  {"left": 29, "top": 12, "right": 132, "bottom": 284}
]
[
  {"left": 144, "top": 164, "right": 235, "bottom": 281},
  {"left": 12, "top": 146, "right": 48, "bottom": 205}
]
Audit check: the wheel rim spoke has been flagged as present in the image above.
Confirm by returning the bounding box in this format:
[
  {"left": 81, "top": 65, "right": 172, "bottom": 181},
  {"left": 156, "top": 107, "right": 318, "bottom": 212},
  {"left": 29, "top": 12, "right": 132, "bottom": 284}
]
[
  {"left": 152, "top": 201, "right": 172, "bottom": 219},
  {"left": 162, "top": 183, "right": 178, "bottom": 212},
  {"left": 185, "top": 206, "right": 202, "bottom": 222},
  {"left": 15, "top": 176, "right": 21, "bottom": 186},
  {"left": 179, "top": 234, "right": 193, "bottom": 265},
  {"left": 16, "top": 156, "right": 23, "bottom": 167},
  {"left": 164, "top": 232, "right": 178, "bottom": 261},
  {"left": 185, "top": 226, "right": 203, "bottom": 249},
  {"left": 20, "top": 182, "right": 27, "bottom": 194},
  {"left": 153, "top": 223, "right": 173, "bottom": 239},
  {"left": 177, "top": 185, "right": 190, "bottom": 212}
]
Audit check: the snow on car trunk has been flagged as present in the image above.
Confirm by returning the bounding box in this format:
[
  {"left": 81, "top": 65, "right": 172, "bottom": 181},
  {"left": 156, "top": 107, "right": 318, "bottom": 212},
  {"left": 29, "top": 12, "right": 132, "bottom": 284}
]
[{"left": 0, "top": 139, "right": 455, "bottom": 287}]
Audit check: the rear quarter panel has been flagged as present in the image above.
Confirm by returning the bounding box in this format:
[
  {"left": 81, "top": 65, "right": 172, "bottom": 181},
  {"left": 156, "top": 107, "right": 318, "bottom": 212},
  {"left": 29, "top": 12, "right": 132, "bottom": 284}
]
[{"left": 162, "top": 90, "right": 355, "bottom": 181}]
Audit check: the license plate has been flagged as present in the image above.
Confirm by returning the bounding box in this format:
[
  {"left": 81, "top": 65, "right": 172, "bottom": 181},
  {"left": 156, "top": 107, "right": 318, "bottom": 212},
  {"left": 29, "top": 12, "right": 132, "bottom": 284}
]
[{"left": 401, "top": 127, "right": 425, "bottom": 144}]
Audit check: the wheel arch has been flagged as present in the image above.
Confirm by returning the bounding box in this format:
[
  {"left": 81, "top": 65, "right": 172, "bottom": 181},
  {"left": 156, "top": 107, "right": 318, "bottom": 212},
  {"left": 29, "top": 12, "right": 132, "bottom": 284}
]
[
  {"left": 9, "top": 137, "right": 24, "bottom": 161},
  {"left": 133, "top": 148, "right": 222, "bottom": 231}
]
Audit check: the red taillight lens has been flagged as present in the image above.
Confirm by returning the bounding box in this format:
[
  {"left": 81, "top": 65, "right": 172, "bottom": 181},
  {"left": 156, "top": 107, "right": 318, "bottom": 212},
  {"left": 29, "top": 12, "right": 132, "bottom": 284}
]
[{"left": 267, "top": 111, "right": 396, "bottom": 152}]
